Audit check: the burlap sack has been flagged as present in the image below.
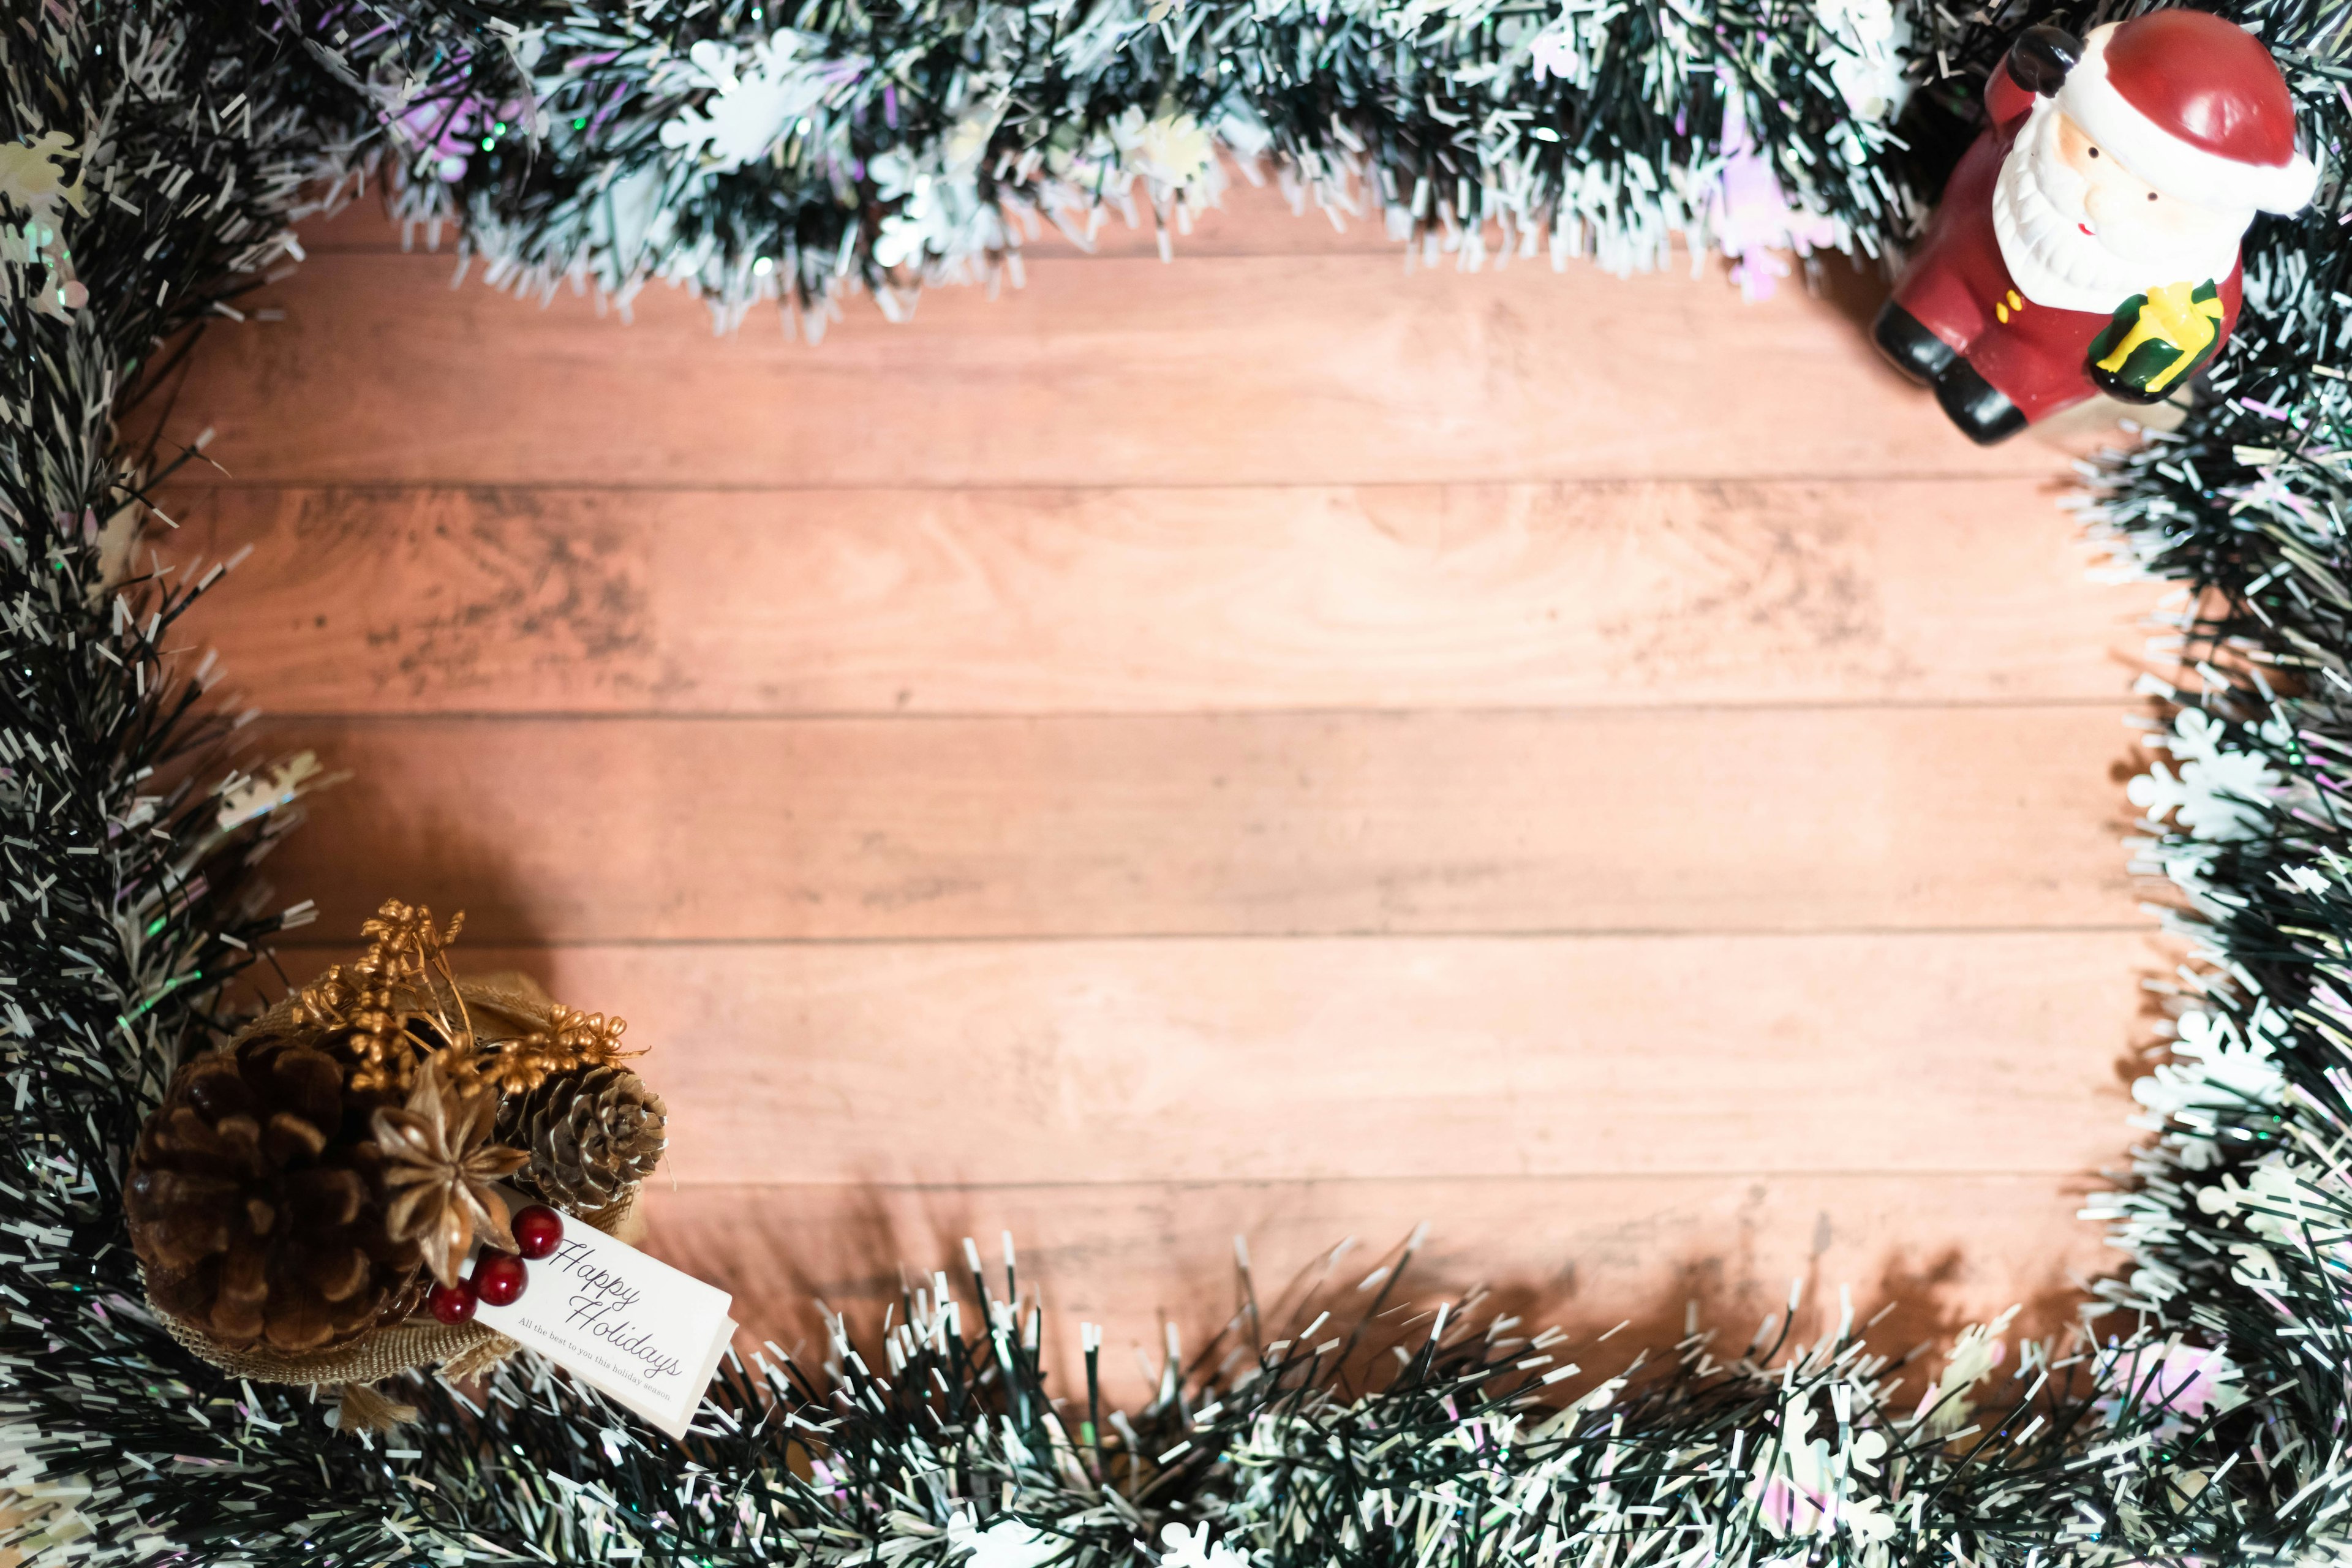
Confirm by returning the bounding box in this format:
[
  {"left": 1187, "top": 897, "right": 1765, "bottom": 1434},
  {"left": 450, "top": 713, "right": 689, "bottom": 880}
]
[{"left": 141, "top": 973, "right": 646, "bottom": 1426}]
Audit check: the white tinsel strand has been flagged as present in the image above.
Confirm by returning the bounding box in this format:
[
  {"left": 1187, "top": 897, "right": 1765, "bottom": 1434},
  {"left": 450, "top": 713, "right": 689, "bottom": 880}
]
[
  {"left": 304, "top": 0, "right": 1924, "bottom": 331},
  {"left": 1, "top": 6, "right": 360, "bottom": 1564},
  {"left": 2078, "top": 10, "right": 2352, "bottom": 1557}
]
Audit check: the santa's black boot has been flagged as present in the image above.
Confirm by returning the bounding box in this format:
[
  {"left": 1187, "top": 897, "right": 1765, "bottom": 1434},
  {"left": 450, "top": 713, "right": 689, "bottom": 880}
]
[
  {"left": 1871, "top": 301, "right": 1954, "bottom": 385},
  {"left": 1932, "top": 358, "right": 2028, "bottom": 445}
]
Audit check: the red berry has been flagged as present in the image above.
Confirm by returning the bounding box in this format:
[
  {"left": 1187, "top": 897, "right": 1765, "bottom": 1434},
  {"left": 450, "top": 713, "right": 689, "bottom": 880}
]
[
  {"left": 429, "top": 1280, "right": 478, "bottom": 1325},
  {"left": 513, "top": 1204, "right": 564, "bottom": 1261},
  {"left": 473, "top": 1250, "right": 528, "bottom": 1307}
]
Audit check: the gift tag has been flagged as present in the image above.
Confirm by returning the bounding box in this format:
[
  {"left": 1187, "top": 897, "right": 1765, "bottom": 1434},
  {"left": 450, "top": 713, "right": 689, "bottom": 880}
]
[{"left": 472, "top": 1208, "right": 737, "bottom": 1440}]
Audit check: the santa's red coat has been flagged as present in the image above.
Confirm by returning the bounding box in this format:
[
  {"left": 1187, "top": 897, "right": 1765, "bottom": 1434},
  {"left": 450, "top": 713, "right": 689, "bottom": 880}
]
[{"left": 1891, "top": 70, "right": 2243, "bottom": 420}]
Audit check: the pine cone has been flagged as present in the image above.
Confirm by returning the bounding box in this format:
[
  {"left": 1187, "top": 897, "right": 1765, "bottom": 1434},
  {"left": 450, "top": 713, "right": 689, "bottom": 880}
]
[
  {"left": 126, "top": 1033, "right": 420, "bottom": 1355},
  {"left": 499, "top": 1064, "right": 667, "bottom": 1211}
]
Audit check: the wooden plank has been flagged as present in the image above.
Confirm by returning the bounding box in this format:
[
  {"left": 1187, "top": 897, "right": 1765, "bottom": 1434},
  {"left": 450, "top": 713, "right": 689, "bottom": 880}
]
[
  {"left": 247, "top": 704, "right": 2142, "bottom": 942},
  {"left": 409, "top": 932, "right": 2139, "bottom": 1187},
  {"left": 172, "top": 479, "right": 2152, "bottom": 715},
  {"left": 159, "top": 248, "right": 2062, "bottom": 491},
  {"left": 637, "top": 1171, "right": 2114, "bottom": 1404}
]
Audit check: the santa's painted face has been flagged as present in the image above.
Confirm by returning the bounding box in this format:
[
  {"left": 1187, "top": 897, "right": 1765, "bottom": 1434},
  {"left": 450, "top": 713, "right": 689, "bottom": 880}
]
[
  {"left": 2045, "top": 112, "right": 2247, "bottom": 265},
  {"left": 1991, "top": 97, "right": 2255, "bottom": 312}
]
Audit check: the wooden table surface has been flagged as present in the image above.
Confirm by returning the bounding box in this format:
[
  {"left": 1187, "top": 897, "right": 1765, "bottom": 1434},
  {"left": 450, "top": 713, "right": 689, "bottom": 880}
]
[{"left": 159, "top": 183, "right": 2160, "bottom": 1399}]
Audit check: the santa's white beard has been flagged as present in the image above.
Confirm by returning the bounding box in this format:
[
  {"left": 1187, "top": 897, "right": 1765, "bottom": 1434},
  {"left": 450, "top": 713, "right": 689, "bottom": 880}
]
[{"left": 1991, "top": 102, "right": 2244, "bottom": 314}]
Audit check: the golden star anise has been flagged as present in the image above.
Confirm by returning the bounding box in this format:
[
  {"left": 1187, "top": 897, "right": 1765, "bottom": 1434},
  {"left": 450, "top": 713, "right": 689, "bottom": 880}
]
[{"left": 371, "top": 1055, "right": 528, "bottom": 1287}]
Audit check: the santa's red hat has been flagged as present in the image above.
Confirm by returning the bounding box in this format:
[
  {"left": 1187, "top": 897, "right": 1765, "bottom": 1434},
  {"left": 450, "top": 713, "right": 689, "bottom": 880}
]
[{"left": 2057, "top": 11, "right": 2317, "bottom": 214}]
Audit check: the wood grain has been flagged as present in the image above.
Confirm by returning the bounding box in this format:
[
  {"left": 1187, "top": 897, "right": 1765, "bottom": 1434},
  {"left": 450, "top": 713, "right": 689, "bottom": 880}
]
[
  {"left": 160, "top": 188, "right": 2158, "bottom": 1362},
  {"left": 249, "top": 703, "right": 2139, "bottom": 943},
  {"left": 173, "top": 478, "right": 2148, "bottom": 715},
  {"left": 423, "top": 932, "right": 2143, "bottom": 1188},
  {"left": 639, "top": 1171, "right": 2111, "bottom": 1405},
  {"left": 159, "top": 249, "right": 2058, "bottom": 491}
]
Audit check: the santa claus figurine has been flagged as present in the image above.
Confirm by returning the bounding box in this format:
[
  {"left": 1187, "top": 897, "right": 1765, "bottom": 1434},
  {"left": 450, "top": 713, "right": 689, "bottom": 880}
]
[{"left": 1874, "top": 10, "right": 2316, "bottom": 443}]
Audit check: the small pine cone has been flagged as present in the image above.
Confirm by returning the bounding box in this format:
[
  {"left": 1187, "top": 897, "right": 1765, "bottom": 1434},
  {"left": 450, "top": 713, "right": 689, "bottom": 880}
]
[
  {"left": 126, "top": 1033, "right": 420, "bottom": 1355},
  {"left": 498, "top": 1064, "right": 667, "bottom": 1211}
]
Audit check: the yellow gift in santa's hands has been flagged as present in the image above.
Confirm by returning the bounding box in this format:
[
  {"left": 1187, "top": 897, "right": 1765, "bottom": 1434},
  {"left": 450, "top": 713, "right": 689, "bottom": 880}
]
[{"left": 2089, "top": 279, "right": 2226, "bottom": 402}]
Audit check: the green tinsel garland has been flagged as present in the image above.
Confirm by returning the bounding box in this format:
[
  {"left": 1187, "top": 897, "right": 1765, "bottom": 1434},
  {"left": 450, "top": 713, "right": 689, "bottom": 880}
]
[{"left": 5, "top": 0, "right": 2352, "bottom": 1564}]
